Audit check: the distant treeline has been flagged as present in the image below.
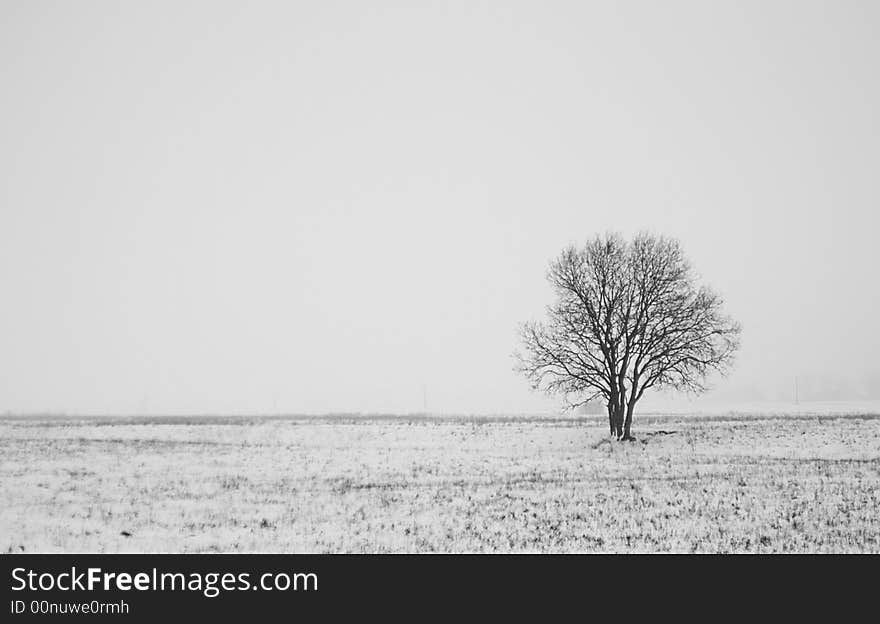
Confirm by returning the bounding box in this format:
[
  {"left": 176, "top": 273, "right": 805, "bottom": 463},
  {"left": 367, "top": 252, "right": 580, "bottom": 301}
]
[{"left": 2, "top": 412, "right": 880, "bottom": 426}]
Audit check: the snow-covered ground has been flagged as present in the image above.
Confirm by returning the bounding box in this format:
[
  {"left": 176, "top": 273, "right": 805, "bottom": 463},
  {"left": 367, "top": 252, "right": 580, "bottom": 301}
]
[{"left": 2, "top": 411, "right": 879, "bottom": 553}]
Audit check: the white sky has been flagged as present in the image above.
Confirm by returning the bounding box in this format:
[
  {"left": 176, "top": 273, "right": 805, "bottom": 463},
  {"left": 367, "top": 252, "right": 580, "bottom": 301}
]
[{"left": 1, "top": 1, "right": 878, "bottom": 414}]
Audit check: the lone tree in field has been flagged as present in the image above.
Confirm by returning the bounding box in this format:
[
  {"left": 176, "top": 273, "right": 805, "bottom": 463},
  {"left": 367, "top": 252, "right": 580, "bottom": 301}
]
[{"left": 515, "top": 232, "right": 741, "bottom": 441}]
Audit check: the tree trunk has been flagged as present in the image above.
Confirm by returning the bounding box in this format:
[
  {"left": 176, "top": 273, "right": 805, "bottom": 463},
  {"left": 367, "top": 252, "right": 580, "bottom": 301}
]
[
  {"left": 612, "top": 403, "right": 624, "bottom": 439},
  {"left": 621, "top": 402, "right": 635, "bottom": 441},
  {"left": 608, "top": 390, "right": 621, "bottom": 438}
]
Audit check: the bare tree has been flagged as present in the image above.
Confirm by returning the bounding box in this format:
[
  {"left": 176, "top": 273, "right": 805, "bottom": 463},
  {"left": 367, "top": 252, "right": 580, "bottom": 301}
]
[{"left": 515, "top": 232, "right": 741, "bottom": 440}]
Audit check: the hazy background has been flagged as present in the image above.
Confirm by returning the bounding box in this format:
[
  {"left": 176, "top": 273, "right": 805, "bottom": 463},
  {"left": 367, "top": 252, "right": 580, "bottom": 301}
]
[{"left": 1, "top": 1, "right": 878, "bottom": 415}]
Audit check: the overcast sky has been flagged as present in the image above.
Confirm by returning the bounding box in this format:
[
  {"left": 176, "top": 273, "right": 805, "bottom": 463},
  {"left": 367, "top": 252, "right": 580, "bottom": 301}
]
[{"left": 1, "top": 1, "right": 878, "bottom": 414}]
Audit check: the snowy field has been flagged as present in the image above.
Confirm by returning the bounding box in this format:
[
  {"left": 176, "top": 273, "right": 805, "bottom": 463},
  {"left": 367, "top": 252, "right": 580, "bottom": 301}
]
[{"left": 2, "top": 409, "right": 879, "bottom": 553}]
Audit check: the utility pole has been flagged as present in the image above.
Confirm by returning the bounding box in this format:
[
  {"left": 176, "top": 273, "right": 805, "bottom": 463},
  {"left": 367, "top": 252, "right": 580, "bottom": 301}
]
[{"left": 795, "top": 376, "right": 799, "bottom": 405}]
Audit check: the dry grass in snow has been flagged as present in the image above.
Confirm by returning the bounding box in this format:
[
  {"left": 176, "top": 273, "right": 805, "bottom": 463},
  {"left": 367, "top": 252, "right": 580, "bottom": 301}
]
[{"left": 1, "top": 412, "right": 879, "bottom": 553}]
